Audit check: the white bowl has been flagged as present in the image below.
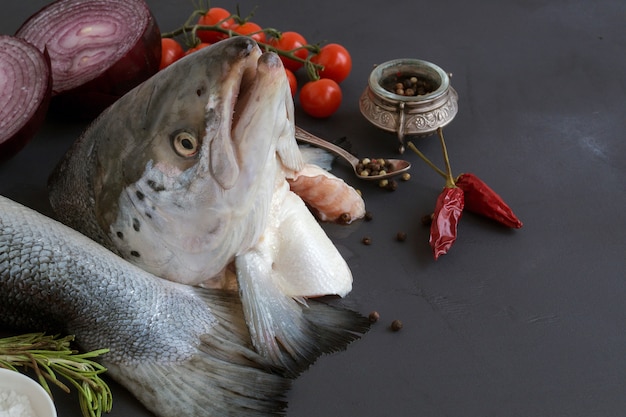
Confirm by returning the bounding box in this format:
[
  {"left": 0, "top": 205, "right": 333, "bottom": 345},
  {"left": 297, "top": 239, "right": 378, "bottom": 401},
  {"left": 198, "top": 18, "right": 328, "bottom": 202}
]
[{"left": 0, "top": 368, "right": 57, "bottom": 417}]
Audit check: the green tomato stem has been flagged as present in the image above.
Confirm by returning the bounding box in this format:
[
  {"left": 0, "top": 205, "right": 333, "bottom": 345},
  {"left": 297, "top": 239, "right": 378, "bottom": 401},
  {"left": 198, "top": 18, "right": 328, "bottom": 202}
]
[{"left": 161, "top": 9, "right": 325, "bottom": 80}]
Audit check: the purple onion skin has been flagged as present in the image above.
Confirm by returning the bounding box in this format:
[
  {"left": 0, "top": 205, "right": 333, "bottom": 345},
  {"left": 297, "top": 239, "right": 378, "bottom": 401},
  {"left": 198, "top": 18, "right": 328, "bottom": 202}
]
[
  {"left": 16, "top": 0, "right": 162, "bottom": 120},
  {"left": 0, "top": 45, "right": 52, "bottom": 162},
  {"left": 50, "top": 10, "right": 162, "bottom": 119}
]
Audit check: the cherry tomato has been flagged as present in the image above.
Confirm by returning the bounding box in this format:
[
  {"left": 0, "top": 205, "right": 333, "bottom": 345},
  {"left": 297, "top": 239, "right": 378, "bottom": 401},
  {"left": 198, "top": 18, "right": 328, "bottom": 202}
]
[
  {"left": 299, "top": 78, "right": 342, "bottom": 118},
  {"left": 310, "top": 43, "right": 352, "bottom": 83},
  {"left": 285, "top": 68, "right": 297, "bottom": 97},
  {"left": 185, "top": 42, "right": 211, "bottom": 56},
  {"left": 159, "top": 38, "right": 185, "bottom": 70},
  {"left": 232, "top": 21, "right": 266, "bottom": 44},
  {"left": 269, "top": 31, "right": 308, "bottom": 72},
  {"left": 197, "top": 7, "right": 235, "bottom": 44}
]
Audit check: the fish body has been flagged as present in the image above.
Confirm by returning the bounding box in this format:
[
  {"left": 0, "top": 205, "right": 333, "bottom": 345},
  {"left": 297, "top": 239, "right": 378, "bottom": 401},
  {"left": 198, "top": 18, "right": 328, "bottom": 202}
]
[
  {"left": 0, "top": 196, "right": 290, "bottom": 416},
  {"left": 48, "top": 38, "right": 367, "bottom": 374},
  {"left": 1, "top": 194, "right": 368, "bottom": 415}
]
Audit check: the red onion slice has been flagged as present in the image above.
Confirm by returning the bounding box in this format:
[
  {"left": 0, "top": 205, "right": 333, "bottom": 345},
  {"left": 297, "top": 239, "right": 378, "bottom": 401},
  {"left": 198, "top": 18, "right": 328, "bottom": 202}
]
[
  {"left": 16, "top": 0, "right": 161, "bottom": 118},
  {"left": 0, "top": 36, "right": 52, "bottom": 161}
]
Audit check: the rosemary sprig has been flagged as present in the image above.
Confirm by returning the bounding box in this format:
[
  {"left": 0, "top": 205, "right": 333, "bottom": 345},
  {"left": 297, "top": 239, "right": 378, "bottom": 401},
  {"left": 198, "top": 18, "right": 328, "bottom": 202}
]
[{"left": 0, "top": 333, "right": 112, "bottom": 417}]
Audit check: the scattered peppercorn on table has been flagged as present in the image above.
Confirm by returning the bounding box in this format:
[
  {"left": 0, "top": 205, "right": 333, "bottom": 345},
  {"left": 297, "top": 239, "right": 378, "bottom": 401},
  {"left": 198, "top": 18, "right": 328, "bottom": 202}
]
[{"left": 2, "top": 0, "right": 626, "bottom": 416}]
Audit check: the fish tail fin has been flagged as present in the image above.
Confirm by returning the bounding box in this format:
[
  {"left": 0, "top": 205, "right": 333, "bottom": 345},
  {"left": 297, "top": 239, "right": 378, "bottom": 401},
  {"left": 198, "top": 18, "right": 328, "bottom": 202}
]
[
  {"left": 236, "top": 252, "right": 370, "bottom": 377},
  {"left": 106, "top": 289, "right": 291, "bottom": 417}
]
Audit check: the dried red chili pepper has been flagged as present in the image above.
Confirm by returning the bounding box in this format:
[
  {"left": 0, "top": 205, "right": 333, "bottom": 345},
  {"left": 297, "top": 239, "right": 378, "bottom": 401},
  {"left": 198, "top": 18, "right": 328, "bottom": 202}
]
[
  {"left": 429, "top": 127, "right": 465, "bottom": 259},
  {"left": 455, "top": 173, "right": 523, "bottom": 228},
  {"left": 409, "top": 128, "right": 522, "bottom": 259},
  {"left": 430, "top": 186, "right": 464, "bottom": 259}
]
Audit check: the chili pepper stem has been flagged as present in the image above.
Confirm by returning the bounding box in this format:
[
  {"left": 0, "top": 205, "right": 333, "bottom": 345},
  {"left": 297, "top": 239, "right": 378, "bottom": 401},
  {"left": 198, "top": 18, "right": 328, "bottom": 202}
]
[
  {"left": 406, "top": 141, "right": 447, "bottom": 179},
  {"left": 437, "top": 127, "right": 456, "bottom": 188}
]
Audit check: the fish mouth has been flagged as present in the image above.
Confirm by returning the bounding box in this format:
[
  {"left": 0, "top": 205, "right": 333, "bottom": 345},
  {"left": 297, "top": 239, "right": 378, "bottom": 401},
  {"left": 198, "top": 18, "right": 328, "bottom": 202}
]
[
  {"left": 206, "top": 37, "right": 290, "bottom": 189},
  {"left": 231, "top": 51, "right": 263, "bottom": 135},
  {"left": 229, "top": 44, "right": 288, "bottom": 144},
  {"left": 222, "top": 39, "right": 265, "bottom": 139}
]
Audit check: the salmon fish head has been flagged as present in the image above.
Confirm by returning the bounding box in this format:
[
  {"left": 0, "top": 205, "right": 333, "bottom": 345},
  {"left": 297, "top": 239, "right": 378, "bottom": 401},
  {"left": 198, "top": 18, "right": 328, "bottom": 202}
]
[{"left": 49, "top": 36, "right": 303, "bottom": 285}]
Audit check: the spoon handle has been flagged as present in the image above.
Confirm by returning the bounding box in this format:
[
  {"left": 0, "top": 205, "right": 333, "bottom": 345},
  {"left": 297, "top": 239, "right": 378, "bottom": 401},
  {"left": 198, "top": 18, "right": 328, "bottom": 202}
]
[{"left": 294, "top": 126, "right": 361, "bottom": 167}]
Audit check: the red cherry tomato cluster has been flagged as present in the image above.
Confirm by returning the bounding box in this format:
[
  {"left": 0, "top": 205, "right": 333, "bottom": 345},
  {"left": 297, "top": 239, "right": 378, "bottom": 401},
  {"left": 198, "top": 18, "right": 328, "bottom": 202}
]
[
  {"left": 298, "top": 43, "right": 351, "bottom": 118},
  {"left": 159, "top": 7, "right": 353, "bottom": 118},
  {"left": 269, "top": 31, "right": 308, "bottom": 72},
  {"left": 196, "top": 7, "right": 234, "bottom": 43},
  {"left": 269, "top": 34, "right": 352, "bottom": 118},
  {"left": 159, "top": 38, "right": 184, "bottom": 70},
  {"left": 299, "top": 78, "right": 342, "bottom": 118}
]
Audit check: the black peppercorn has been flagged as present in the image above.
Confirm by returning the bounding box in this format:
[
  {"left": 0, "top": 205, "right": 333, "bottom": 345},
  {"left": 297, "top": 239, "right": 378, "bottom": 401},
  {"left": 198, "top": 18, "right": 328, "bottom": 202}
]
[
  {"left": 368, "top": 311, "right": 380, "bottom": 323},
  {"left": 391, "top": 319, "right": 403, "bottom": 331},
  {"left": 385, "top": 179, "right": 398, "bottom": 191},
  {"left": 421, "top": 213, "right": 434, "bottom": 226},
  {"left": 338, "top": 212, "right": 351, "bottom": 224}
]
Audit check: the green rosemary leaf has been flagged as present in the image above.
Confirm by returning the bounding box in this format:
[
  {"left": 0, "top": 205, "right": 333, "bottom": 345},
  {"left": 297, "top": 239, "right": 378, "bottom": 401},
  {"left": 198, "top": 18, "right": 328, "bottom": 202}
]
[{"left": 0, "top": 333, "right": 112, "bottom": 417}]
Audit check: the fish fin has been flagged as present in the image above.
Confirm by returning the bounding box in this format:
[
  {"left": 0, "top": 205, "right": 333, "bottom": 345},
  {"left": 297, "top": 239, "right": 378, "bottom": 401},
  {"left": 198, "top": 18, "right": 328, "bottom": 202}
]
[
  {"left": 276, "top": 111, "right": 305, "bottom": 172},
  {"left": 235, "top": 219, "right": 369, "bottom": 376},
  {"left": 297, "top": 144, "right": 335, "bottom": 171},
  {"left": 210, "top": 130, "right": 240, "bottom": 190},
  {"left": 106, "top": 288, "right": 291, "bottom": 417},
  {"left": 273, "top": 188, "right": 356, "bottom": 296}
]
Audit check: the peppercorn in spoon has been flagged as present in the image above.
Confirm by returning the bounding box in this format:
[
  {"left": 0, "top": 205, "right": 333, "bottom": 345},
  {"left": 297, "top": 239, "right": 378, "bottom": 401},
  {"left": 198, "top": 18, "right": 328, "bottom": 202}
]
[{"left": 295, "top": 126, "right": 411, "bottom": 180}]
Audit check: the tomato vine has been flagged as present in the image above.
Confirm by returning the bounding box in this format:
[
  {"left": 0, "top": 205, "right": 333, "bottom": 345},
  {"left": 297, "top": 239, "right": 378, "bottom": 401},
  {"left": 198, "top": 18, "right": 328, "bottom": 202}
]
[{"left": 159, "top": 5, "right": 352, "bottom": 117}]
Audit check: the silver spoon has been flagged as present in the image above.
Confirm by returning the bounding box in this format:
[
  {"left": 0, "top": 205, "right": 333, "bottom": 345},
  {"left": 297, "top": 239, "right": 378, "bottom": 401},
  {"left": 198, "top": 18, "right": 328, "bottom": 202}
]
[{"left": 294, "top": 126, "right": 411, "bottom": 181}]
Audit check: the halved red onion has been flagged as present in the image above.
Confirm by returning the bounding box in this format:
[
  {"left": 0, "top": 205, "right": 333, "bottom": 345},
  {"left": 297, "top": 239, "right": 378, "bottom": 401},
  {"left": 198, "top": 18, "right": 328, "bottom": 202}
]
[
  {"left": 15, "top": 0, "right": 161, "bottom": 119},
  {"left": 0, "top": 36, "right": 52, "bottom": 161}
]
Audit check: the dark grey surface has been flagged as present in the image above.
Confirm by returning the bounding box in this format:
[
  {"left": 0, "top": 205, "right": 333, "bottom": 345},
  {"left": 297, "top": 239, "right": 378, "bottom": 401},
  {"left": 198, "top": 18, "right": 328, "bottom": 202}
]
[{"left": 2, "top": 0, "right": 626, "bottom": 416}]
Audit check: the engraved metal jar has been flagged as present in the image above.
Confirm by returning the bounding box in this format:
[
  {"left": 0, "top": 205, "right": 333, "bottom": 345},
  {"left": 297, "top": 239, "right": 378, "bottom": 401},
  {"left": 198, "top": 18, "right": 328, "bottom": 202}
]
[{"left": 359, "top": 58, "right": 458, "bottom": 152}]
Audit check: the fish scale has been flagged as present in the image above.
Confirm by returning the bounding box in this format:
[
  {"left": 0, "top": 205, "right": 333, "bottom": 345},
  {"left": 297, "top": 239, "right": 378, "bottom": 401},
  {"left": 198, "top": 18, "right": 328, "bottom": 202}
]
[
  {"left": 0, "top": 195, "right": 291, "bottom": 416},
  {"left": 0, "top": 195, "right": 214, "bottom": 363}
]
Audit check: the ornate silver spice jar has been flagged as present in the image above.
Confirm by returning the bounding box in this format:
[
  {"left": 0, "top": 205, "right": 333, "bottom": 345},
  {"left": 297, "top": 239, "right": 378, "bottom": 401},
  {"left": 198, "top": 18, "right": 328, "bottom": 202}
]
[{"left": 359, "top": 58, "right": 458, "bottom": 153}]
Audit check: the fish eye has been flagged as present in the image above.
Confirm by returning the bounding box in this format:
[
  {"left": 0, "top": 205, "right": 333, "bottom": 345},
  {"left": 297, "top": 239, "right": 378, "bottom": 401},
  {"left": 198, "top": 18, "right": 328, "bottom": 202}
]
[{"left": 172, "top": 131, "right": 199, "bottom": 158}]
